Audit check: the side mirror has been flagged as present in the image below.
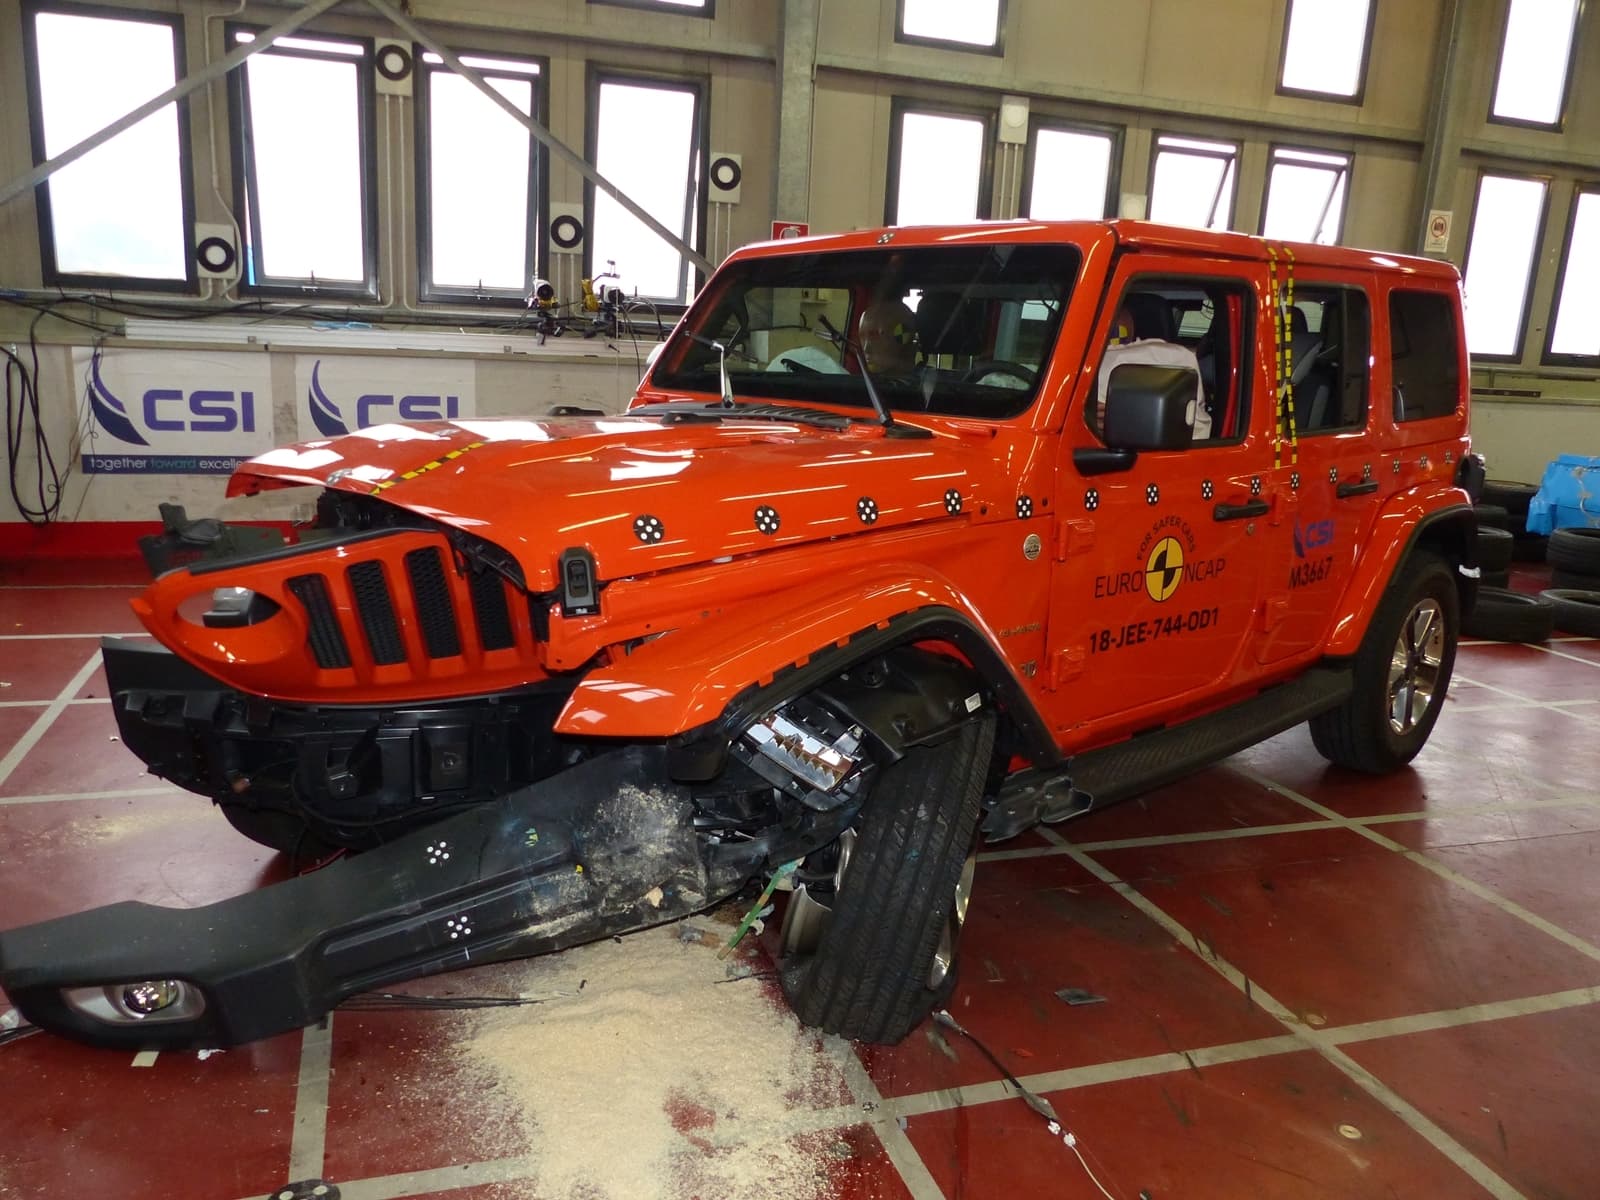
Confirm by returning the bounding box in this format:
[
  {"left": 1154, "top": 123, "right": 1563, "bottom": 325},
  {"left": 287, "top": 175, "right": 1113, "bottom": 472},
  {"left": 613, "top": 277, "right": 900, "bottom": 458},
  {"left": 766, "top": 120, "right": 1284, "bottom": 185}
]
[{"left": 1104, "top": 364, "right": 1199, "bottom": 451}]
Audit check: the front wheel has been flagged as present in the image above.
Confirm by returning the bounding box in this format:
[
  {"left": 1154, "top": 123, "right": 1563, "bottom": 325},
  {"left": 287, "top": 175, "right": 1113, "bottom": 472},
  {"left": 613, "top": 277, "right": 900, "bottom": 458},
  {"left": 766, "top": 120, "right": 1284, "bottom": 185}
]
[
  {"left": 1310, "top": 551, "right": 1458, "bottom": 772},
  {"left": 779, "top": 714, "right": 994, "bottom": 1044}
]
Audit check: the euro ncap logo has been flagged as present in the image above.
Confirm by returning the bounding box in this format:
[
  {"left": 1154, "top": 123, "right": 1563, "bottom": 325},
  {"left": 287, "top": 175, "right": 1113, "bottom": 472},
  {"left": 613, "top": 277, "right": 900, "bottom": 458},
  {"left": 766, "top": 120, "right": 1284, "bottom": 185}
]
[
  {"left": 1145, "top": 536, "right": 1184, "bottom": 602},
  {"left": 308, "top": 360, "right": 349, "bottom": 438},
  {"left": 87, "top": 354, "right": 150, "bottom": 447}
]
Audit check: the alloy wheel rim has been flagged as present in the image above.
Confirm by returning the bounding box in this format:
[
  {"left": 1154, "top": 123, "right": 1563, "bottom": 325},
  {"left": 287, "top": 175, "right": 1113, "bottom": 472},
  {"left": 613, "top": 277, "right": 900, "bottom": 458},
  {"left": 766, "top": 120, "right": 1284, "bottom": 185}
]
[
  {"left": 1387, "top": 597, "right": 1444, "bottom": 735},
  {"left": 928, "top": 850, "right": 976, "bottom": 988}
]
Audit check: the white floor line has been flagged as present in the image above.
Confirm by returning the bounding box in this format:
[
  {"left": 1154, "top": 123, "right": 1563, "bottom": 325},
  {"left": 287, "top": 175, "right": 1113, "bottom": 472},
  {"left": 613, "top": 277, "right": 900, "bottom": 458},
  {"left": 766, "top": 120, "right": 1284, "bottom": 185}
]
[
  {"left": 255, "top": 1156, "right": 535, "bottom": 1200},
  {"left": 1319, "top": 985, "right": 1600, "bottom": 1046},
  {"left": 0, "top": 651, "right": 103, "bottom": 793},
  {"left": 0, "top": 632, "right": 138, "bottom": 640},
  {"left": 1029, "top": 826, "right": 1528, "bottom": 1200},
  {"left": 0, "top": 584, "right": 142, "bottom": 590},
  {"left": 827, "top": 1036, "right": 948, "bottom": 1200},
  {"left": 0, "top": 785, "right": 176, "bottom": 807},
  {"left": 0, "top": 700, "right": 47, "bottom": 709},
  {"left": 1239, "top": 768, "right": 1600, "bottom": 968},
  {"left": 287, "top": 1016, "right": 335, "bottom": 1184},
  {"left": 1070, "top": 819, "right": 1342, "bottom": 853},
  {"left": 1525, "top": 642, "right": 1600, "bottom": 669}
]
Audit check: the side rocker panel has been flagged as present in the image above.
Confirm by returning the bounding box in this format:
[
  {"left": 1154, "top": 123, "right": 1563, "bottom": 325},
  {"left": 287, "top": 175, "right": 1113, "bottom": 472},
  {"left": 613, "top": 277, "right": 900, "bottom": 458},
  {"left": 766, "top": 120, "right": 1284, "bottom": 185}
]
[{"left": 1325, "top": 488, "right": 1475, "bottom": 658}]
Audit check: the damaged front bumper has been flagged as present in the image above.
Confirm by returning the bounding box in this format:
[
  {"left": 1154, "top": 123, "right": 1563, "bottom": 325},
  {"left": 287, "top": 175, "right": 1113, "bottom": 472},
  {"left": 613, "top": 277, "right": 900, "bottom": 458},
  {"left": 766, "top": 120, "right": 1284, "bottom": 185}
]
[{"left": 0, "top": 745, "right": 756, "bottom": 1049}]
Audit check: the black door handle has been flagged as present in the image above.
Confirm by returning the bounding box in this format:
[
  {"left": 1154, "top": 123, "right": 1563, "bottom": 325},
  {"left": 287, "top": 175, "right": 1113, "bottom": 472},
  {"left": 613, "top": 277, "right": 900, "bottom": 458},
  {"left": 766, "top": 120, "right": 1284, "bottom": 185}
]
[
  {"left": 1213, "top": 499, "right": 1269, "bottom": 521},
  {"left": 1336, "top": 479, "right": 1379, "bottom": 498}
]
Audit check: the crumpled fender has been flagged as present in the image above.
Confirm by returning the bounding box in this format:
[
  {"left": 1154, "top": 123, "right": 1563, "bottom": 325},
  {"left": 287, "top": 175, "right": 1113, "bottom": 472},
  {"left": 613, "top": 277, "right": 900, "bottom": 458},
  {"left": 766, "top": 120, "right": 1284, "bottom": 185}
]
[
  {"left": 553, "top": 562, "right": 1001, "bottom": 739},
  {"left": 1325, "top": 484, "right": 1474, "bottom": 656}
]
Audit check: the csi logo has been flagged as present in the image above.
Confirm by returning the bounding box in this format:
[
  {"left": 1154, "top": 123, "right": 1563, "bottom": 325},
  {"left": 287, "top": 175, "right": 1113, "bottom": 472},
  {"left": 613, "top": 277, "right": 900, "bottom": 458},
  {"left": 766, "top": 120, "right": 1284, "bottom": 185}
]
[
  {"left": 308, "top": 360, "right": 461, "bottom": 437},
  {"left": 1293, "top": 518, "right": 1335, "bottom": 559},
  {"left": 87, "top": 356, "right": 255, "bottom": 448}
]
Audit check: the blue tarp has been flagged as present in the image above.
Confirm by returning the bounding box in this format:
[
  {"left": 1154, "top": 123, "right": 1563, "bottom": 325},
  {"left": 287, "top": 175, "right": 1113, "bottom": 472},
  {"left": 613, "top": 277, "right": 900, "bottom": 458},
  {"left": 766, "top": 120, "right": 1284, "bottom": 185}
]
[{"left": 1526, "top": 454, "right": 1600, "bottom": 534}]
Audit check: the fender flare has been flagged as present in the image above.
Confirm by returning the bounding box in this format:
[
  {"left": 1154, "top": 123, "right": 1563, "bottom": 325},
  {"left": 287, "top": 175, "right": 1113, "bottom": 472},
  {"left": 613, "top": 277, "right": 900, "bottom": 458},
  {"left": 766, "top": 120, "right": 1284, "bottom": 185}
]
[
  {"left": 1325, "top": 489, "right": 1475, "bottom": 657},
  {"left": 552, "top": 564, "right": 1058, "bottom": 767}
]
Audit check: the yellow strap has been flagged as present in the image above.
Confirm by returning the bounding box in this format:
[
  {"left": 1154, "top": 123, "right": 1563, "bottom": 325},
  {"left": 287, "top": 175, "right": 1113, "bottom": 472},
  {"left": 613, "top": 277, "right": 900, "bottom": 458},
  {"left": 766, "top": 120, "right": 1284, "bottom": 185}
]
[
  {"left": 1267, "top": 247, "right": 1284, "bottom": 468},
  {"left": 1282, "top": 246, "right": 1299, "bottom": 466}
]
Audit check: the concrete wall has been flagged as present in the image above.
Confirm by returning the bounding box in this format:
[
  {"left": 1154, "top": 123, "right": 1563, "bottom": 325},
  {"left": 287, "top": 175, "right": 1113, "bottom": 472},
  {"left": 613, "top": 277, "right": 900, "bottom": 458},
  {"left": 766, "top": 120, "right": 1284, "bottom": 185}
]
[{"left": 1, "top": 0, "right": 1597, "bottom": 530}]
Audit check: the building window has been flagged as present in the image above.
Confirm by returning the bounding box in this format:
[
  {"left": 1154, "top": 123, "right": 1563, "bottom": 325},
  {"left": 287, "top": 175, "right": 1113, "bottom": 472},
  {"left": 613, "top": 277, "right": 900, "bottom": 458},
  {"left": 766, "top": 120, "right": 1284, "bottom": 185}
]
[
  {"left": 1148, "top": 134, "right": 1238, "bottom": 231},
  {"left": 1491, "top": 0, "right": 1581, "bottom": 127},
  {"left": 1462, "top": 173, "right": 1547, "bottom": 360},
  {"left": 1025, "top": 124, "right": 1117, "bottom": 220},
  {"left": 587, "top": 73, "right": 705, "bottom": 305},
  {"left": 229, "top": 28, "right": 376, "bottom": 296},
  {"left": 417, "top": 52, "right": 545, "bottom": 303},
  {"left": 1261, "top": 147, "right": 1351, "bottom": 244},
  {"left": 1546, "top": 187, "right": 1600, "bottom": 362},
  {"left": 897, "top": 0, "right": 1003, "bottom": 52},
  {"left": 22, "top": 3, "right": 193, "bottom": 288},
  {"left": 588, "top": 0, "right": 712, "bottom": 14},
  {"left": 1278, "top": 0, "right": 1374, "bottom": 101},
  {"left": 887, "top": 102, "right": 994, "bottom": 226}
]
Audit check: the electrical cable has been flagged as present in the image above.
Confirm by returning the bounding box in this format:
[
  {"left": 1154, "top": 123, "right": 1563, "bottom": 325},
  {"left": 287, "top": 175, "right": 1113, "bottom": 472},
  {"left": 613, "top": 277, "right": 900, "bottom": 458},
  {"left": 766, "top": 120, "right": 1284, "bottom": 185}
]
[{"left": 2, "top": 309, "right": 66, "bottom": 524}]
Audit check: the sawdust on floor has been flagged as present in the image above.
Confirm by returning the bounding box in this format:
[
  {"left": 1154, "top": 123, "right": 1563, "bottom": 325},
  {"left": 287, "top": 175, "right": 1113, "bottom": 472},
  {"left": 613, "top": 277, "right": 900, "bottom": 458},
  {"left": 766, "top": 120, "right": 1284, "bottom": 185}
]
[{"left": 458, "top": 917, "right": 858, "bottom": 1200}]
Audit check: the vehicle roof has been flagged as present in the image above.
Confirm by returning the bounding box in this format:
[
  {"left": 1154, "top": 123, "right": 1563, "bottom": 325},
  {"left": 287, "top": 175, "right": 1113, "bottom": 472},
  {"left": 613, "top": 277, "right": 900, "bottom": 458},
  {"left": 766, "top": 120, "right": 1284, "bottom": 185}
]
[{"left": 733, "top": 219, "right": 1460, "bottom": 283}]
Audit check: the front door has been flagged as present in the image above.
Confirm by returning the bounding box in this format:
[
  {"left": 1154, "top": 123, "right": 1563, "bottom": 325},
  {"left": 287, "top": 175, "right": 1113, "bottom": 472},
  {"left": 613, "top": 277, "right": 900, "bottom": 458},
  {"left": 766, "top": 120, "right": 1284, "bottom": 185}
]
[{"left": 1045, "top": 257, "right": 1277, "bottom": 748}]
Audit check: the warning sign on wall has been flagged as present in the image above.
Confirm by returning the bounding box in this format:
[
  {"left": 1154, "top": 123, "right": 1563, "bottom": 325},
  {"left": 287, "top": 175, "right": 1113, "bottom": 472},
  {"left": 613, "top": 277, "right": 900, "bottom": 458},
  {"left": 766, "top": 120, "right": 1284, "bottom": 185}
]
[{"left": 1425, "top": 210, "right": 1452, "bottom": 254}]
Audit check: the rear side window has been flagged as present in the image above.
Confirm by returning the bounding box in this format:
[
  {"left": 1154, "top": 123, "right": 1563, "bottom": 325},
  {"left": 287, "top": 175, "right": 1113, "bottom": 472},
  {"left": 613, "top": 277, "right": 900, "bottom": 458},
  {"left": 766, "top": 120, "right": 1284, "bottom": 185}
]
[
  {"left": 1288, "top": 286, "right": 1370, "bottom": 435},
  {"left": 1388, "top": 290, "right": 1461, "bottom": 422}
]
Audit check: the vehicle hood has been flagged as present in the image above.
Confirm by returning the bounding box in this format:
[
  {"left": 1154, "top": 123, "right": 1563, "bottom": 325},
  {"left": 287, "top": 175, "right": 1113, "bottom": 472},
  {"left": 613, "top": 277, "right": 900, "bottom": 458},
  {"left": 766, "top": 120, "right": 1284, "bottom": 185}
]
[{"left": 230, "top": 412, "right": 1011, "bottom": 592}]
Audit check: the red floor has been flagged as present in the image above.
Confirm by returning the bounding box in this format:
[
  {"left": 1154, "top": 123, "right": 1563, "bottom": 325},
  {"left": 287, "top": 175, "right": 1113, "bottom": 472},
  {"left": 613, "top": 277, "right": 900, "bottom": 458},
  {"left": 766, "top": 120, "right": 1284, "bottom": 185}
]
[{"left": 3, "top": 558, "right": 1599, "bottom": 1200}]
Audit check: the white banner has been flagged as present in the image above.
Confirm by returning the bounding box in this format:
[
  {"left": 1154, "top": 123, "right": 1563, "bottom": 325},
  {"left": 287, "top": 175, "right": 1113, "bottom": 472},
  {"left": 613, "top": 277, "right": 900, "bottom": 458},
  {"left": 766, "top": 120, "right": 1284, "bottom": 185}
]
[
  {"left": 294, "top": 355, "right": 476, "bottom": 441},
  {"left": 75, "top": 347, "right": 275, "bottom": 475}
]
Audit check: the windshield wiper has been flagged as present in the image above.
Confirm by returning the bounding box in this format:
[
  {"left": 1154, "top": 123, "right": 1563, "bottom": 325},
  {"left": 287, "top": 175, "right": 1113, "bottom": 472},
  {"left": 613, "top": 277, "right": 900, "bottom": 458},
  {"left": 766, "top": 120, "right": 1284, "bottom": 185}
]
[
  {"left": 680, "top": 330, "right": 739, "bottom": 408},
  {"left": 813, "top": 316, "right": 929, "bottom": 438}
]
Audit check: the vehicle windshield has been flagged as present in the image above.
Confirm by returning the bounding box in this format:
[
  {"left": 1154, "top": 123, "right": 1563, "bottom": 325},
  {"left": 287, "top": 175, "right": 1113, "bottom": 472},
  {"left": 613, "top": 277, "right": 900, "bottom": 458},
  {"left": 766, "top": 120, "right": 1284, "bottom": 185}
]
[{"left": 649, "top": 241, "right": 1081, "bottom": 420}]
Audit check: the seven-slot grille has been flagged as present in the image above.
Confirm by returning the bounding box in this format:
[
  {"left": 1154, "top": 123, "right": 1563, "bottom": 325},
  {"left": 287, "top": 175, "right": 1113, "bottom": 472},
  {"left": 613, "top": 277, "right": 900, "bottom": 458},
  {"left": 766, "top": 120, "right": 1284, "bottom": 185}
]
[{"left": 286, "top": 544, "right": 533, "bottom": 671}]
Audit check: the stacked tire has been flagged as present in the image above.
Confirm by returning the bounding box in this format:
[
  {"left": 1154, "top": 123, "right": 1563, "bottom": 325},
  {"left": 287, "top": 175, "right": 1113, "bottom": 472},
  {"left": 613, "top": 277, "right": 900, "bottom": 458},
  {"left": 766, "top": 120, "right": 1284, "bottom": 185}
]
[
  {"left": 1477, "top": 480, "right": 1545, "bottom": 571},
  {"left": 1542, "top": 528, "right": 1600, "bottom": 637}
]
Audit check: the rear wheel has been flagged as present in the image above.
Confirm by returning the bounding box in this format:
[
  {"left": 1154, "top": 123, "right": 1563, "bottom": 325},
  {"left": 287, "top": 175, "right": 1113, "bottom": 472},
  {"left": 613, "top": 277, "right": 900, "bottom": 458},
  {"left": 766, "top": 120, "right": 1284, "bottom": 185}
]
[
  {"left": 779, "top": 713, "right": 994, "bottom": 1044},
  {"left": 1311, "top": 552, "right": 1458, "bottom": 773}
]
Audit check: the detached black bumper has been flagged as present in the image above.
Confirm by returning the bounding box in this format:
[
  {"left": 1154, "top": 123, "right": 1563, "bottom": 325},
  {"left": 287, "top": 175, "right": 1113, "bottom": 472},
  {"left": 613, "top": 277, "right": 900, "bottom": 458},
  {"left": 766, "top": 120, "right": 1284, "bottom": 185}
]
[{"left": 0, "top": 746, "right": 750, "bottom": 1049}]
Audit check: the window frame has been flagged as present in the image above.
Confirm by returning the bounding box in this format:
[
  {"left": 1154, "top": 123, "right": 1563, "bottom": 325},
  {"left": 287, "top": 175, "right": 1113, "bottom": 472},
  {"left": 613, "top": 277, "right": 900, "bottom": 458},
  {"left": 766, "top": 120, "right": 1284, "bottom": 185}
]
[
  {"left": 884, "top": 97, "right": 997, "bottom": 227},
  {"left": 1146, "top": 132, "right": 1242, "bottom": 232},
  {"left": 226, "top": 22, "right": 381, "bottom": 300},
  {"left": 1460, "top": 167, "right": 1551, "bottom": 364},
  {"left": 1541, "top": 181, "right": 1600, "bottom": 366},
  {"left": 582, "top": 66, "right": 709, "bottom": 309},
  {"left": 413, "top": 47, "right": 550, "bottom": 307},
  {"left": 1387, "top": 287, "right": 1465, "bottom": 424},
  {"left": 1487, "top": 0, "right": 1582, "bottom": 132},
  {"left": 1021, "top": 117, "right": 1122, "bottom": 221},
  {"left": 894, "top": 0, "right": 1007, "bottom": 57},
  {"left": 1258, "top": 143, "right": 1354, "bottom": 246},
  {"left": 1089, "top": 273, "right": 1256, "bottom": 449},
  {"left": 587, "top": 0, "right": 715, "bottom": 17},
  {"left": 1284, "top": 283, "right": 1372, "bottom": 437},
  {"left": 21, "top": 0, "right": 199, "bottom": 293},
  {"left": 1275, "top": 0, "right": 1378, "bottom": 105}
]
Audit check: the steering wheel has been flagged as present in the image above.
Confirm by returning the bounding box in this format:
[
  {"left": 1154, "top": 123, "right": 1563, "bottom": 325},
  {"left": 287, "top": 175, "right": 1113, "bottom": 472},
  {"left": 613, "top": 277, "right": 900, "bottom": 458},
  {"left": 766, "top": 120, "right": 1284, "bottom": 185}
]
[{"left": 962, "top": 360, "right": 1037, "bottom": 386}]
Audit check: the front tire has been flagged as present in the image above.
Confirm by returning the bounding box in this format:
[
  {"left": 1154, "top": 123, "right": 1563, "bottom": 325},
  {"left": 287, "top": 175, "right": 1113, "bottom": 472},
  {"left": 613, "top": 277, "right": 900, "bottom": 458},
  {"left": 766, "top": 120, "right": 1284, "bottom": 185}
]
[
  {"left": 1310, "top": 551, "right": 1458, "bottom": 772},
  {"left": 780, "top": 714, "right": 994, "bottom": 1044}
]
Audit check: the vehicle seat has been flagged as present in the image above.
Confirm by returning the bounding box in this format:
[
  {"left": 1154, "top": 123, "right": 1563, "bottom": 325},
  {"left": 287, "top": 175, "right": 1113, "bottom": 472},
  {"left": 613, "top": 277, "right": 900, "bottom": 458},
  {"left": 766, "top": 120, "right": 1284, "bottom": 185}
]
[
  {"left": 915, "top": 292, "right": 988, "bottom": 359},
  {"left": 1288, "top": 306, "right": 1334, "bottom": 432}
]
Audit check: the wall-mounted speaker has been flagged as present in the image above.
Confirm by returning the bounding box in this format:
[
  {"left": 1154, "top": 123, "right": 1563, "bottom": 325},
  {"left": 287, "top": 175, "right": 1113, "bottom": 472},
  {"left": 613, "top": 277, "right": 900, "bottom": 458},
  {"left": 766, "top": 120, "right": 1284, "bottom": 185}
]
[
  {"left": 193, "top": 223, "right": 239, "bottom": 282},
  {"left": 709, "top": 152, "right": 742, "bottom": 205},
  {"left": 549, "top": 203, "right": 585, "bottom": 252},
  {"left": 375, "top": 40, "right": 414, "bottom": 96}
]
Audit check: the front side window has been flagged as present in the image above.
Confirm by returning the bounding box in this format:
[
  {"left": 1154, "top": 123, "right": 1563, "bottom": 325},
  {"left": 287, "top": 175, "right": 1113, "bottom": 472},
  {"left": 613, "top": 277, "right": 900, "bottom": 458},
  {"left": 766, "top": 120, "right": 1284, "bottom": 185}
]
[
  {"left": 1389, "top": 290, "right": 1462, "bottom": 423},
  {"left": 230, "top": 28, "right": 376, "bottom": 295},
  {"left": 887, "top": 103, "right": 994, "bottom": 226},
  {"left": 650, "top": 242, "right": 1079, "bottom": 421},
  {"left": 1547, "top": 187, "right": 1600, "bottom": 363},
  {"left": 417, "top": 52, "right": 544, "bottom": 302},
  {"left": 1025, "top": 124, "right": 1118, "bottom": 220},
  {"left": 1491, "top": 0, "right": 1581, "bottom": 127},
  {"left": 1261, "top": 147, "right": 1351, "bottom": 244},
  {"left": 897, "top": 0, "right": 1003, "bottom": 52},
  {"left": 23, "top": 4, "right": 192, "bottom": 287},
  {"left": 1462, "top": 172, "right": 1547, "bottom": 359},
  {"left": 1278, "top": 0, "right": 1374, "bottom": 100},
  {"left": 1148, "top": 135, "right": 1238, "bottom": 231},
  {"left": 588, "top": 74, "right": 704, "bottom": 305}
]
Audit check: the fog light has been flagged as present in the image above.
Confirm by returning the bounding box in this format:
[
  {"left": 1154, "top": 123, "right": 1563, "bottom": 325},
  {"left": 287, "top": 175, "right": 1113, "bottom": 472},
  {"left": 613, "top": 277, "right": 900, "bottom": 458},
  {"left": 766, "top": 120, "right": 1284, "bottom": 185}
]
[
  {"left": 62, "top": 979, "right": 206, "bottom": 1025},
  {"left": 203, "top": 586, "right": 282, "bottom": 629},
  {"left": 123, "top": 980, "right": 182, "bottom": 1015}
]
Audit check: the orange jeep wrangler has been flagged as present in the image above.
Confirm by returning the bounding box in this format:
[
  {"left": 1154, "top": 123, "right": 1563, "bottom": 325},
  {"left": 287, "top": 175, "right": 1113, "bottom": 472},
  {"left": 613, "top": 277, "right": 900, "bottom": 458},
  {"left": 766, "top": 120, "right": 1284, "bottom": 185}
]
[{"left": 0, "top": 221, "right": 1482, "bottom": 1049}]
